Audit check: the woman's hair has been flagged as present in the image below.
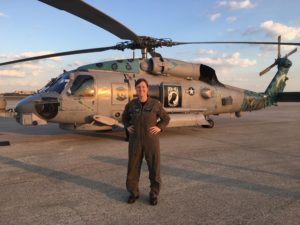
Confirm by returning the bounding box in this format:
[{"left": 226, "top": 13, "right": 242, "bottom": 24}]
[{"left": 135, "top": 78, "right": 149, "bottom": 87}]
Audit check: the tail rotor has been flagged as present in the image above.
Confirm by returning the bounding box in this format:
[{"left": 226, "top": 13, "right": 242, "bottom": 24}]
[
  {"left": 277, "top": 35, "right": 281, "bottom": 58},
  {"left": 284, "top": 48, "right": 297, "bottom": 58},
  {"left": 259, "top": 60, "right": 278, "bottom": 76},
  {"left": 259, "top": 35, "right": 297, "bottom": 76}
]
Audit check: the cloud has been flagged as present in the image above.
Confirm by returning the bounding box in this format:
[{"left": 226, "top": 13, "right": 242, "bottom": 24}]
[
  {"left": 209, "top": 13, "right": 221, "bottom": 21},
  {"left": 192, "top": 51, "right": 258, "bottom": 88},
  {"left": 99, "top": 56, "right": 128, "bottom": 62},
  {"left": 0, "top": 58, "right": 56, "bottom": 79},
  {"left": 19, "top": 51, "right": 61, "bottom": 61},
  {"left": 258, "top": 44, "right": 296, "bottom": 57},
  {"left": 196, "top": 49, "right": 222, "bottom": 55},
  {"left": 12, "top": 63, "right": 41, "bottom": 70},
  {"left": 219, "top": 0, "right": 256, "bottom": 10},
  {"left": 66, "top": 60, "right": 86, "bottom": 69},
  {"left": 243, "top": 26, "right": 260, "bottom": 36},
  {"left": 0, "top": 12, "right": 7, "bottom": 17},
  {"left": 0, "top": 69, "right": 26, "bottom": 78},
  {"left": 0, "top": 51, "right": 62, "bottom": 80},
  {"left": 0, "top": 64, "right": 42, "bottom": 78},
  {"left": 1, "top": 51, "right": 62, "bottom": 66},
  {"left": 0, "top": 80, "right": 42, "bottom": 92},
  {"left": 227, "top": 28, "right": 237, "bottom": 33},
  {"left": 0, "top": 62, "right": 59, "bottom": 92},
  {"left": 261, "top": 21, "right": 300, "bottom": 41},
  {"left": 10, "top": 80, "right": 42, "bottom": 89},
  {"left": 226, "top": 16, "right": 237, "bottom": 22},
  {"left": 192, "top": 52, "right": 256, "bottom": 68}
]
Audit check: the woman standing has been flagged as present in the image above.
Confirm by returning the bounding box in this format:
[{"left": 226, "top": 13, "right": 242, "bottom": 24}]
[{"left": 122, "top": 78, "right": 170, "bottom": 205}]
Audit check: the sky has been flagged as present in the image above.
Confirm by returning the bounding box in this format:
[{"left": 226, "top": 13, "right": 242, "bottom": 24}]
[{"left": 1, "top": 0, "right": 300, "bottom": 93}]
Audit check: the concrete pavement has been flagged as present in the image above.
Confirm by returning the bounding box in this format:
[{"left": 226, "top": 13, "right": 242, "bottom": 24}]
[{"left": 0, "top": 103, "right": 299, "bottom": 225}]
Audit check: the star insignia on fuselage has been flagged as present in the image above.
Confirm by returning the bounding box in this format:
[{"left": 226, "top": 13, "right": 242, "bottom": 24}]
[{"left": 186, "top": 87, "right": 195, "bottom": 96}]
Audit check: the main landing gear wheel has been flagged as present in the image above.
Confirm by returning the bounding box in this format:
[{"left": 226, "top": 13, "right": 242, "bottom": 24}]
[
  {"left": 0, "top": 141, "right": 10, "bottom": 146},
  {"left": 202, "top": 119, "right": 214, "bottom": 128}
]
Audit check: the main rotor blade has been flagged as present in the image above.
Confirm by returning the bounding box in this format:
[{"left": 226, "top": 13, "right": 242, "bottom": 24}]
[
  {"left": 174, "top": 41, "right": 300, "bottom": 46},
  {"left": 39, "top": 0, "right": 139, "bottom": 42},
  {"left": 0, "top": 46, "right": 116, "bottom": 66}
]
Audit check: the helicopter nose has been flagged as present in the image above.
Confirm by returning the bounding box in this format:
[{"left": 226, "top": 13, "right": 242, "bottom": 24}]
[
  {"left": 15, "top": 95, "right": 49, "bottom": 126},
  {"left": 15, "top": 98, "right": 35, "bottom": 114}
]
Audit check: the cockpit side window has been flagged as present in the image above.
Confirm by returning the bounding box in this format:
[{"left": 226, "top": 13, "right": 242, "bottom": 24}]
[
  {"left": 40, "top": 73, "right": 70, "bottom": 94},
  {"left": 70, "top": 75, "right": 95, "bottom": 97}
]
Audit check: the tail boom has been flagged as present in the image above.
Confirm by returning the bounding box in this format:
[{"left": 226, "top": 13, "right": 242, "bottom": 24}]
[{"left": 240, "top": 58, "right": 292, "bottom": 112}]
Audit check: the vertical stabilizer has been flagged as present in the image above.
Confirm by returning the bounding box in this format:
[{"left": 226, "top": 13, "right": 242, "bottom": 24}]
[
  {"left": 259, "top": 36, "right": 297, "bottom": 106},
  {"left": 263, "top": 55, "right": 295, "bottom": 106}
]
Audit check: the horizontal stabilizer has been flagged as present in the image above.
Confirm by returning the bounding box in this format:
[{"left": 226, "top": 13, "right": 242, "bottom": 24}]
[{"left": 276, "top": 92, "right": 300, "bottom": 102}]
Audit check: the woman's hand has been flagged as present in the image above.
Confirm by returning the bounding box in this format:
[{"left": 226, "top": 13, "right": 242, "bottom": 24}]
[
  {"left": 127, "top": 125, "right": 135, "bottom": 134},
  {"left": 149, "top": 126, "right": 161, "bottom": 135}
]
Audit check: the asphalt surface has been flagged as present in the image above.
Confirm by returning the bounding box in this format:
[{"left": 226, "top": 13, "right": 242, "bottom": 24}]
[{"left": 0, "top": 103, "right": 299, "bottom": 225}]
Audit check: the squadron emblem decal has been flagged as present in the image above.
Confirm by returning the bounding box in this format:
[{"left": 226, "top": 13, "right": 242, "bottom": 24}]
[
  {"left": 112, "top": 83, "right": 128, "bottom": 104},
  {"left": 116, "top": 86, "right": 127, "bottom": 101},
  {"left": 164, "top": 85, "right": 182, "bottom": 107}
]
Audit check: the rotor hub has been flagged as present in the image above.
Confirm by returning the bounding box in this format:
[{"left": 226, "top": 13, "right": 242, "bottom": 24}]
[
  {"left": 115, "top": 36, "right": 177, "bottom": 58},
  {"left": 116, "top": 36, "right": 176, "bottom": 50}
]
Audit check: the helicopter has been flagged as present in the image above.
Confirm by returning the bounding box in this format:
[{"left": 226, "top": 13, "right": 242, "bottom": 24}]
[{"left": 1, "top": 0, "right": 300, "bottom": 132}]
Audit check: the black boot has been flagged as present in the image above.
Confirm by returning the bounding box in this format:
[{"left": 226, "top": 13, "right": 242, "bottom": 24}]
[
  {"left": 127, "top": 194, "right": 139, "bottom": 204},
  {"left": 149, "top": 192, "right": 158, "bottom": 205}
]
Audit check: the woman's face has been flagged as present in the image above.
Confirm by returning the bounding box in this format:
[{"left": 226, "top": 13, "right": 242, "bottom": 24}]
[{"left": 135, "top": 81, "right": 148, "bottom": 100}]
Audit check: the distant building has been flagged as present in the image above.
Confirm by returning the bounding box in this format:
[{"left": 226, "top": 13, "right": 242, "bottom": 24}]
[
  {"left": 1, "top": 90, "right": 34, "bottom": 96},
  {"left": 14, "top": 90, "right": 35, "bottom": 95},
  {"left": 0, "top": 95, "right": 7, "bottom": 110}
]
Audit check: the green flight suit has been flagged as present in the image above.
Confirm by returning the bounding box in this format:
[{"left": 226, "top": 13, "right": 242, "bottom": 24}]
[{"left": 122, "top": 97, "right": 170, "bottom": 197}]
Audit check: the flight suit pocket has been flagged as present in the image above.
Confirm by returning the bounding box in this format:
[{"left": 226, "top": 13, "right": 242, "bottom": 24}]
[
  {"left": 143, "top": 105, "right": 153, "bottom": 112},
  {"left": 129, "top": 106, "right": 140, "bottom": 119}
]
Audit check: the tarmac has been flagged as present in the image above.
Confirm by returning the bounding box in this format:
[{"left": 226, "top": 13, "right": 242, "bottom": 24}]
[{"left": 0, "top": 103, "right": 299, "bottom": 225}]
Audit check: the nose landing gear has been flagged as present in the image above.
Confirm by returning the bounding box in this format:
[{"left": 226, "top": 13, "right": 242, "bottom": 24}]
[{"left": 202, "top": 118, "right": 214, "bottom": 128}]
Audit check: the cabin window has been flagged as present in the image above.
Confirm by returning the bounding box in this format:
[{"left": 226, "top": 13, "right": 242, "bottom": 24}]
[{"left": 70, "top": 75, "right": 95, "bottom": 97}]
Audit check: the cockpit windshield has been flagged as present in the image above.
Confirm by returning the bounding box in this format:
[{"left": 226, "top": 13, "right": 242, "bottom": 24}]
[{"left": 39, "top": 72, "right": 70, "bottom": 94}]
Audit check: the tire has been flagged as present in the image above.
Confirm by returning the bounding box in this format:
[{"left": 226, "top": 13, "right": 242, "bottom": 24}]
[
  {"left": 202, "top": 119, "right": 214, "bottom": 128},
  {"left": 0, "top": 141, "right": 10, "bottom": 146}
]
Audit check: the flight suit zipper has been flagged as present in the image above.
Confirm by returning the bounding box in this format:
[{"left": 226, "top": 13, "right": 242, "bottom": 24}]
[{"left": 140, "top": 101, "right": 144, "bottom": 147}]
